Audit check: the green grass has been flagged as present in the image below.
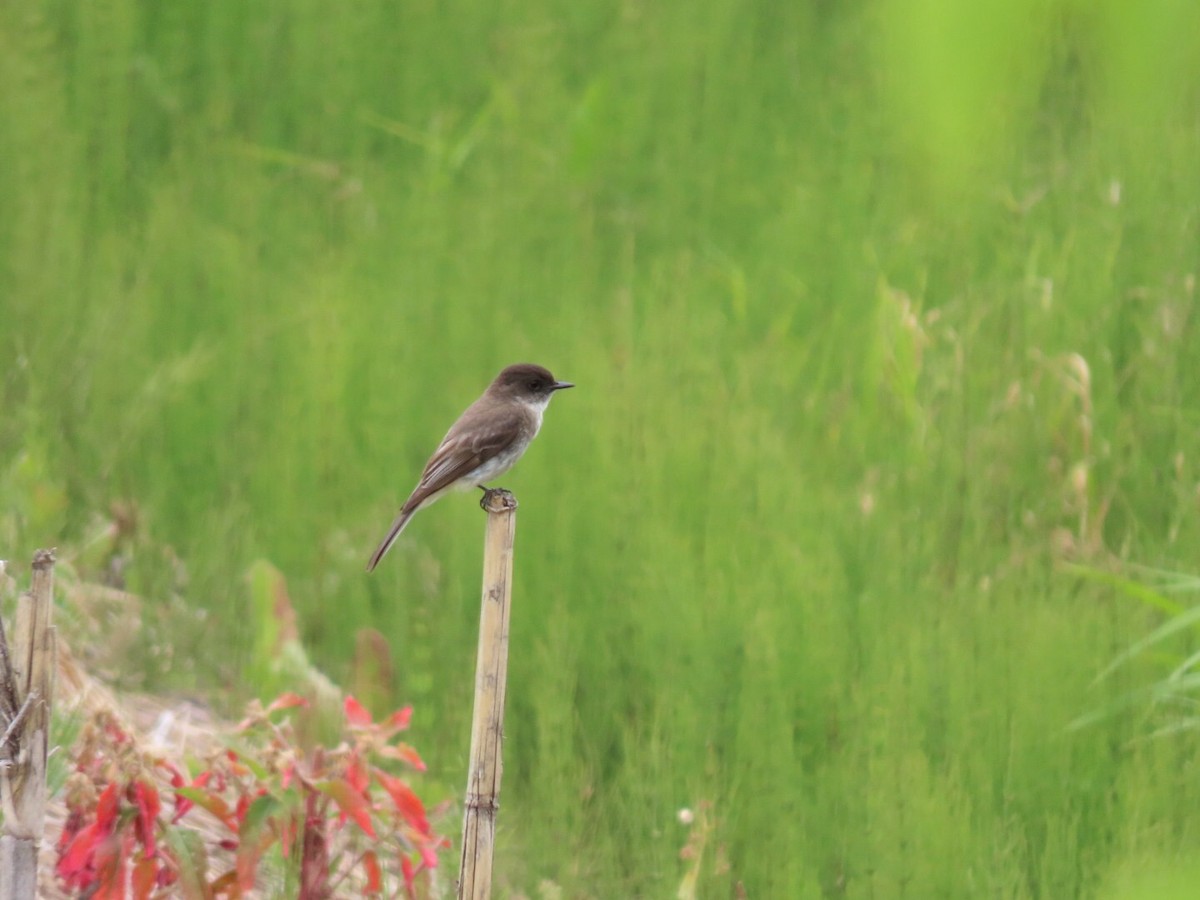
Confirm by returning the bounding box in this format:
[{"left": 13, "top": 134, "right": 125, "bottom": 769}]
[{"left": 4, "top": 0, "right": 1200, "bottom": 895}]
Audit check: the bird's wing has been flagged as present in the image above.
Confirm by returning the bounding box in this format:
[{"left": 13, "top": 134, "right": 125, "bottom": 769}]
[
  {"left": 367, "top": 407, "right": 524, "bottom": 572},
  {"left": 401, "top": 407, "right": 524, "bottom": 513}
]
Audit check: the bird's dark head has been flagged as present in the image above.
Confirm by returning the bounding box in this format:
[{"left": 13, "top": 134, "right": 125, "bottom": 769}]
[{"left": 490, "top": 363, "right": 574, "bottom": 404}]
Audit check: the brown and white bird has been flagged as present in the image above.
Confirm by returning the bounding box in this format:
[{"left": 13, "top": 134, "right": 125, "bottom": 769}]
[{"left": 366, "top": 363, "right": 574, "bottom": 571}]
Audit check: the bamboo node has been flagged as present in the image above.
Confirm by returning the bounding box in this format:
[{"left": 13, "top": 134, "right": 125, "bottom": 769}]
[{"left": 31, "top": 549, "right": 56, "bottom": 570}]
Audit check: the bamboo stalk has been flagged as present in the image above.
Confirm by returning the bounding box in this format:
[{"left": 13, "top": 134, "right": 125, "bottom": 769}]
[
  {"left": 457, "top": 490, "right": 518, "bottom": 900},
  {"left": 0, "top": 549, "right": 57, "bottom": 900}
]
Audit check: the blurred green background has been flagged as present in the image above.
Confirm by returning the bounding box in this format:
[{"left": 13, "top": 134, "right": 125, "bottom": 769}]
[{"left": 4, "top": 0, "right": 1200, "bottom": 895}]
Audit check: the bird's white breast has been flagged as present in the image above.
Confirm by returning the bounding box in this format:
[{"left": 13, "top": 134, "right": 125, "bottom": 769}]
[
  {"left": 458, "top": 394, "right": 553, "bottom": 489},
  {"left": 524, "top": 395, "right": 550, "bottom": 435}
]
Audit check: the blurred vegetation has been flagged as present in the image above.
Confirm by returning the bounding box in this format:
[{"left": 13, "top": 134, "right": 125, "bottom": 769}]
[{"left": 3, "top": 0, "right": 1200, "bottom": 895}]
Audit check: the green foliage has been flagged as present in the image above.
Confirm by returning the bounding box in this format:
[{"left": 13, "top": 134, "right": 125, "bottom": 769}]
[
  {"left": 4, "top": 0, "right": 1200, "bottom": 895},
  {"left": 1071, "top": 567, "right": 1200, "bottom": 738}
]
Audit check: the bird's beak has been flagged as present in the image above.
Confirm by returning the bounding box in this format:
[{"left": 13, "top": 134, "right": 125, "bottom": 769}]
[{"left": 552, "top": 380, "right": 575, "bottom": 391}]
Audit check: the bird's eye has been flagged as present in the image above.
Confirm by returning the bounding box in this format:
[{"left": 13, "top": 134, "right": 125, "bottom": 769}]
[{"left": 529, "top": 380, "right": 541, "bottom": 391}]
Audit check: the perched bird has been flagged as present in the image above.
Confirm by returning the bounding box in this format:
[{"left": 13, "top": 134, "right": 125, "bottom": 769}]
[{"left": 366, "top": 363, "right": 574, "bottom": 571}]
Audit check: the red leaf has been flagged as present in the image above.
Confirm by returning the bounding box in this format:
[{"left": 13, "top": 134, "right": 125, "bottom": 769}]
[
  {"left": 55, "top": 809, "right": 89, "bottom": 884},
  {"left": 132, "top": 855, "right": 158, "bottom": 900},
  {"left": 384, "top": 706, "right": 413, "bottom": 734},
  {"left": 316, "top": 778, "right": 376, "bottom": 838},
  {"left": 345, "top": 751, "right": 370, "bottom": 795},
  {"left": 94, "top": 876, "right": 127, "bottom": 900},
  {"left": 172, "top": 770, "right": 211, "bottom": 823},
  {"left": 420, "top": 843, "right": 440, "bottom": 868},
  {"left": 57, "top": 821, "right": 100, "bottom": 884},
  {"left": 224, "top": 748, "right": 251, "bottom": 777},
  {"left": 90, "top": 831, "right": 127, "bottom": 900},
  {"left": 160, "top": 760, "right": 186, "bottom": 787},
  {"left": 156, "top": 863, "right": 179, "bottom": 888},
  {"left": 134, "top": 780, "right": 161, "bottom": 857},
  {"left": 377, "top": 743, "right": 427, "bottom": 772},
  {"left": 267, "top": 692, "right": 310, "bottom": 714},
  {"left": 362, "top": 850, "right": 382, "bottom": 894},
  {"left": 344, "top": 695, "right": 372, "bottom": 727},
  {"left": 401, "top": 855, "right": 416, "bottom": 897},
  {"left": 210, "top": 870, "right": 240, "bottom": 892},
  {"left": 374, "top": 772, "right": 430, "bottom": 835},
  {"left": 95, "top": 782, "right": 121, "bottom": 830}
]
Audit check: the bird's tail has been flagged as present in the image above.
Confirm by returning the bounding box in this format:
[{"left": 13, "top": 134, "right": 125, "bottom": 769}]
[{"left": 366, "top": 508, "right": 415, "bottom": 572}]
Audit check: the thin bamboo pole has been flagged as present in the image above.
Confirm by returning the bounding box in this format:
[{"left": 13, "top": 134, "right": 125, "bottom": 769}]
[
  {"left": 0, "top": 549, "right": 57, "bottom": 900},
  {"left": 457, "top": 489, "right": 518, "bottom": 900}
]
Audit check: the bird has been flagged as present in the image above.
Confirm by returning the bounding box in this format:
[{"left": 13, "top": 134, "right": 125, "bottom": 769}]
[{"left": 366, "top": 363, "right": 574, "bottom": 571}]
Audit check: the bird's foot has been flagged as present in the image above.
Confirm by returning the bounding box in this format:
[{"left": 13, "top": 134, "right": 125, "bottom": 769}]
[{"left": 479, "top": 486, "right": 518, "bottom": 512}]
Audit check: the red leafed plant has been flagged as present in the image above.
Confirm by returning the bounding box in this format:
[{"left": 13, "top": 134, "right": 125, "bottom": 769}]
[{"left": 55, "top": 694, "right": 448, "bottom": 898}]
